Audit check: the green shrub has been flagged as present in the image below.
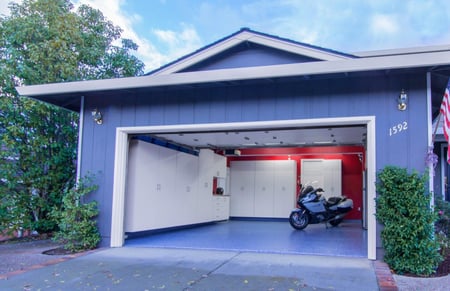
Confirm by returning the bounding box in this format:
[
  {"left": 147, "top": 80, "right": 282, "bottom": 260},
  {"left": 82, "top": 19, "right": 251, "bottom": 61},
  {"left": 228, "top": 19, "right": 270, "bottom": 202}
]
[
  {"left": 435, "top": 197, "right": 450, "bottom": 256},
  {"left": 375, "top": 166, "right": 442, "bottom": 276},
  {"left": 51, "top": 175, "right": 101, "bottom": 252}
]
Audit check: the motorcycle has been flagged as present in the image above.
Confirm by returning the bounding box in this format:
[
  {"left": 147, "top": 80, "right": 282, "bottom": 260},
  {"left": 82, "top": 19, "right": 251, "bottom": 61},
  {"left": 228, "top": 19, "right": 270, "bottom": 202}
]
[{"left": 289, "top": 184, "right": 353, "bottom": 230}]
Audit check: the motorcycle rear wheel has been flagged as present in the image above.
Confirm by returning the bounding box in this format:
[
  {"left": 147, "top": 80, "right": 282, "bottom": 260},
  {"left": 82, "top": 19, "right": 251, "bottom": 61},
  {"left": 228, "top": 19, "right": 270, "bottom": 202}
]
[{"left": 289, "top": 211, "right": 309, "bottom": 230}]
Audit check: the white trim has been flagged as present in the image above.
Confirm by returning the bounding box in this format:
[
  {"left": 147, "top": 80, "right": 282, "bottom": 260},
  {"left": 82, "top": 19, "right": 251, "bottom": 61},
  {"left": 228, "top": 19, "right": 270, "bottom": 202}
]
[
  {"left": 17, "top": 50, "right": 450, "bottom": 98},
  {"left": 152, "top": 30, "right": 350, "bottom": 76},
  {"left": 76, "top": 96, "right": 84, "bottom": 182},
  {"left": 366, "top": 116, "right": 377, "bottom": 260},
  {"left": 354, "top": 44, "right": 450, "bottom": 57},
  {"left": 151, "top": 37, "right": 243, "bottom": 76},
  {"left": 243, "top": 32, "right": 349, "bottom": 61},
  {"left": 110, "top": 129, "right": 130, "bottom": 247},
  {"left": 427, "top": 72, "right": 435, "bottom": 205},
  {"left": 110, "top": 116, "right": 377, "bottom": 260}
]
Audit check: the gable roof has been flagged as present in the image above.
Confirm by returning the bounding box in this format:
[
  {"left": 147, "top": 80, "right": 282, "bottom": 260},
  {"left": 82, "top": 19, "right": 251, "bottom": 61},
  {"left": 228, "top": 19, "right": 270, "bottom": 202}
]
[
  {"left": 147, "top": 28, "right": 355, "bottom": 76},
  {"left": 16, "top": 29, "right": 450, "bottom": 112}
]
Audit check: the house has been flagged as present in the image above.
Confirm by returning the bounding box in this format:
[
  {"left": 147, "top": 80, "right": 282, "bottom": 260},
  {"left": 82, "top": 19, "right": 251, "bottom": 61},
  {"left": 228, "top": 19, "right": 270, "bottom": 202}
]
[{"left": 17, "top": 28, "right": 450, "bottom": 260}]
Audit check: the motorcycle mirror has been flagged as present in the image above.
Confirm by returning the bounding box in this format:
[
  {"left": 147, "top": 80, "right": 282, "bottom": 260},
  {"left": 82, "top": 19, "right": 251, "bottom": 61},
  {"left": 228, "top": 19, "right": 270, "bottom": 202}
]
[{"left": 316, "top": 188, "right": 324, "bottom": 192}]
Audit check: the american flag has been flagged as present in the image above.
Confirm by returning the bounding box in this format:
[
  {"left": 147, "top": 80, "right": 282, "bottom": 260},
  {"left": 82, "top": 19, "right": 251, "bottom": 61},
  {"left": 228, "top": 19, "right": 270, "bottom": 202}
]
[{"left": 440, "top": 79, "right": 450, "bottom": 163}]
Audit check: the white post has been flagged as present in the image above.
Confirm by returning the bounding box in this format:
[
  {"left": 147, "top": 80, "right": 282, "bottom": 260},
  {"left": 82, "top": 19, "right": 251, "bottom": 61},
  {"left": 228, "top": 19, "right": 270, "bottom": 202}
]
[{"left": 76, "top": 96, "right": 85, "bottom": 182}]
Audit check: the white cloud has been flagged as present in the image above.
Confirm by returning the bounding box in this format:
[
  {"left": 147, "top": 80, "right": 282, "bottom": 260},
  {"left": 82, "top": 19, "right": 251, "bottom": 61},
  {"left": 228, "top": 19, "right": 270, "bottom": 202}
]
[
  {"left": 5, "top": 0, "right": 450, "bottom": 70},
  {"left": 74, "top": 0, "right": 199, "bottom": 71},
  {"left": 0, "top": 3, "right": 9, "bottom": 16},
  {"left": 370, "top": 14, "right": 399, "bottom": 36},
  {"left": 0, "top": 0, "right": 18, "bottom": 16},
  {"left": 152, "top": 23, "right": 202, "bottom": 61}
]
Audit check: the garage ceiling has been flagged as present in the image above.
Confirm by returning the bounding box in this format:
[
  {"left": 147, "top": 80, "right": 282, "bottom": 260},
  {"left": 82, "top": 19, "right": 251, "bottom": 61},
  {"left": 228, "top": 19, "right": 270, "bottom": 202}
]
[{"left": 147, "top": 125, "right": 367, "bottom": 151}]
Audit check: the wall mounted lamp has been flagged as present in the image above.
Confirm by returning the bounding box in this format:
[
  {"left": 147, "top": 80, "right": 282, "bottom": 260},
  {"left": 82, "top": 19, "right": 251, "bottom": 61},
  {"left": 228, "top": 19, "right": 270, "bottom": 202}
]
[
  {"left": 398, "top": 89, "right": 408, "bottom": 111},
  {"left": 91, "top": 108, "right": 103, "bottom": 124}
]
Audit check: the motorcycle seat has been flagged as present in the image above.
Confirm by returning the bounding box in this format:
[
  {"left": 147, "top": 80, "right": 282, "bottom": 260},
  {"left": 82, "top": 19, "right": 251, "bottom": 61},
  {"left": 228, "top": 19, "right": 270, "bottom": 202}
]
[{"left": 326, "top": 196, "right": 343, "bottom": 206}]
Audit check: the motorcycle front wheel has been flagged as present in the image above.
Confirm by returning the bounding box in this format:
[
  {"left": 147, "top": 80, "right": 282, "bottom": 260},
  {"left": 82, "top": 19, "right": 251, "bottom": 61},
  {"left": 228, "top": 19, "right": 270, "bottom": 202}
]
[{"left": 289, "top": 211, "right": 309, "bottom": 230}]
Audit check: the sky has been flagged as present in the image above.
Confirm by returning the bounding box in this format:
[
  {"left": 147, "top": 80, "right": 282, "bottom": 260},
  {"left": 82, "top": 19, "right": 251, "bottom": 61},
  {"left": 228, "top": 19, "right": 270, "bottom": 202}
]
[{"left": 1, "top": 0, "right": 450, "bottom": 73}]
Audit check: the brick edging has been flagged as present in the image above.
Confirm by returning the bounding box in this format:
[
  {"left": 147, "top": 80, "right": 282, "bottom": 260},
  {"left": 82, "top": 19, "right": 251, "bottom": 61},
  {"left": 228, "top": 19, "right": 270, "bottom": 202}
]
[{"left": 373, "top": 260, "right": 398, "bottom": 291}]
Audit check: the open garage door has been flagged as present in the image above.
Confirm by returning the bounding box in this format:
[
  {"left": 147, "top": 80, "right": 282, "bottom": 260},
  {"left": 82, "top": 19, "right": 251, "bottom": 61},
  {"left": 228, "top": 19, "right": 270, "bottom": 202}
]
[{"left": 111, "top": 117, "right": 376, "bottom": 259}]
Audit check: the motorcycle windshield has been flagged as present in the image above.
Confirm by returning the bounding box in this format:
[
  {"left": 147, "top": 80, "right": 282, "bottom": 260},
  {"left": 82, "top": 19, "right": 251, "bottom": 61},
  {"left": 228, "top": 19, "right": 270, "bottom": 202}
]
[{"left": 300, "top": 185, "right": 314, "bottom": 197}]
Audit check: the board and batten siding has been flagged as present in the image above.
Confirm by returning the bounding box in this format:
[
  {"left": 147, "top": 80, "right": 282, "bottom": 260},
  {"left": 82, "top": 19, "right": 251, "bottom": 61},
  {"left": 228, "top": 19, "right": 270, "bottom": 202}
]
[{"left": 79, "top": 71, "right": 428, "bottom": 245}]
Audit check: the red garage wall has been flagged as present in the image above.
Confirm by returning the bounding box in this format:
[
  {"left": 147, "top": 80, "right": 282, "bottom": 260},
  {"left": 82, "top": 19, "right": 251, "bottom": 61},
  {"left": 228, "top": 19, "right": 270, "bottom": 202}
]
[{"left": 226, "top": 146, "right": 365, "bottom": 220}]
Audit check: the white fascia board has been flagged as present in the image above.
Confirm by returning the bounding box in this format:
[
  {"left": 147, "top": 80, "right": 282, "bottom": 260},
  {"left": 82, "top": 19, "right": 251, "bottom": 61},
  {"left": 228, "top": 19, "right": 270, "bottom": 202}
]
[
  {"left": 243, "top": 33, "right": 350, "bottom": 61},
  {"left": 151, "top": 37, "right": 243, "bottom": 76},
  {"left": 152, "top": 30, "right": 350, "bottom": 76},
  {"left": 16, "top": 50, "right": 450, "bottom": 98},
  {"left": 354, "top": 44, "right": 450, "bottom": 57}
]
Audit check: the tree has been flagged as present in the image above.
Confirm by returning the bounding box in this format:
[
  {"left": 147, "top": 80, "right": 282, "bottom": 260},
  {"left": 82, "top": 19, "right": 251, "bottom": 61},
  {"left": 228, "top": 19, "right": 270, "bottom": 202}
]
[{"left": 0, "top": 0, "right": 145, "bottom": 234}]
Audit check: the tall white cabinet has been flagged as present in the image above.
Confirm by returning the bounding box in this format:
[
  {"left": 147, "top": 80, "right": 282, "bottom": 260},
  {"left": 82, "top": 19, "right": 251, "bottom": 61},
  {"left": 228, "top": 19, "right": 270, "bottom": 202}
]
[
  {"left": 300, "top": 159, "right": 342, "bottom": 199},
  {"left": 197, "top": 149, "right": 227, "bottom": 222},
  {"left": 125, "top": 140, "right": 228, "bottom": 233},
  {"left": 229, "top": 160, "right": 296, "bottom": 218}
]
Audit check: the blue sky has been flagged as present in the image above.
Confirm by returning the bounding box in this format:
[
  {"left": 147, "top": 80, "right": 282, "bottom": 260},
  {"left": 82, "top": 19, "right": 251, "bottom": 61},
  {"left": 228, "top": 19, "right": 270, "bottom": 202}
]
[{"left": 2, "top": 0, "right": 450, "bottom": 73}]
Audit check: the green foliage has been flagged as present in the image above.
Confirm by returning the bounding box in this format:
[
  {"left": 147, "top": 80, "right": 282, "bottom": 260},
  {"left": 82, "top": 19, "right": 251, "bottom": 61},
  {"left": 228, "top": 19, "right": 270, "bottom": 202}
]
[
  {"left": 51, "top": 175, "right": 100, "bottom": 252},
  {"left": 435, "top": 197, "right": 450, "bottom": 256},
  {"left": 375, "top": 166, "right": 442, "bottom": 276},
  {"left": 1, "top": 0, "right": 145, "bottom": 84},
  {"left": 0, "top": 0, "right": 144, "bottom": 235},
  {"left": 0, "top": 97, "right": 78, "bottom": 233}
]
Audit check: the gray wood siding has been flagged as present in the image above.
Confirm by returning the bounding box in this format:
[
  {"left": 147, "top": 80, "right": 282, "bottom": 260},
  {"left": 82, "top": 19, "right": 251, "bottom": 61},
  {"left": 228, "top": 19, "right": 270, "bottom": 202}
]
[{"left": 80, "top": 72, "right": 428, "bottom": 244}]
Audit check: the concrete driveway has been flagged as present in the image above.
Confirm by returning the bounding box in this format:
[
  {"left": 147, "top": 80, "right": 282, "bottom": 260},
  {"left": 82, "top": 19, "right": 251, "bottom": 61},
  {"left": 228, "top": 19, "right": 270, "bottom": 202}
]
[{"left": 0, "top": 246, "right": 379, "bottom": 290}]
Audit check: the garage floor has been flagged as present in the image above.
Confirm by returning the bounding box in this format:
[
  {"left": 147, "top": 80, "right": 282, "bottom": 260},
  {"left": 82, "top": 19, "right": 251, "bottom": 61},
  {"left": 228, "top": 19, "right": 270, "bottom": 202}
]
[{"left": 125, "top": 220, "right": 367, "bottom": 257}]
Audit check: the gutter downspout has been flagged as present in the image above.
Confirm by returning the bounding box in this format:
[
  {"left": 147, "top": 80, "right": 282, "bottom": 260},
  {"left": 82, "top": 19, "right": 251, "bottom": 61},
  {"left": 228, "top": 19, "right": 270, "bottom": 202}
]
[{"left": 76, "top": 96, "right": 84, "bottom": 182}]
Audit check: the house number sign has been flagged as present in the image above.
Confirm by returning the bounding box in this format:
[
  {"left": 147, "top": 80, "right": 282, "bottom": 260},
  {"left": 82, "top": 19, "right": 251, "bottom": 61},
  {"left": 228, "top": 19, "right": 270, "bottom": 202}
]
[{"left": 389, "top": 121, "right": 408, "bottom": 136}]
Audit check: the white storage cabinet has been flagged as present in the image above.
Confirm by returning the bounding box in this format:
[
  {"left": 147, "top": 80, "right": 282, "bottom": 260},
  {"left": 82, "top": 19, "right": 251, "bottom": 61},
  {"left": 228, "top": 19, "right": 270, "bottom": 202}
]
[{"left": 229, "top": 160, "right": 296, "bottom": 218}]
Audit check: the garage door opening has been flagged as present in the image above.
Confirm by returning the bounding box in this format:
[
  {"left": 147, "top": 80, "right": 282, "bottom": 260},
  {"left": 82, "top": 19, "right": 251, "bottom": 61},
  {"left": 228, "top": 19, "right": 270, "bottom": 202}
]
[{"left": 111, "top": 117, "right": 376, "bottom": 259}]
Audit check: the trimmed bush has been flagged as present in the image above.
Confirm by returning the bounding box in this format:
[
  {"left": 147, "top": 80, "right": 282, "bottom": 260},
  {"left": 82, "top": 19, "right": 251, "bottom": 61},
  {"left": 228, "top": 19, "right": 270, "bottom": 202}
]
[
  {"left": 375, "top": 166, "right": 442, "bottom": 275},
  {"left": 51, "top": 176, "right": 100, "bottom": 252}
]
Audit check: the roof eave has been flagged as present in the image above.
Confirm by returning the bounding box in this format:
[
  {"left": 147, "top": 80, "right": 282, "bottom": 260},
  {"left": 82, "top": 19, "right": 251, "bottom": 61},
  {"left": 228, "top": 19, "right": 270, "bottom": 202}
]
[{"left": 17, "top": 50, "right": 450, "bottom": 98}]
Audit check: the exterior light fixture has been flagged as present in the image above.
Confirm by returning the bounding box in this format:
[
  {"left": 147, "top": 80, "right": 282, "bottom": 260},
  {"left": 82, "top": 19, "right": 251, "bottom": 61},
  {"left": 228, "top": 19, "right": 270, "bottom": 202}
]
[
  {"left": 91, "top": 108, "right": 103, "bottom": 124},
  {"left": 398, "top": 89, "right": 407, "bottom": 111}
]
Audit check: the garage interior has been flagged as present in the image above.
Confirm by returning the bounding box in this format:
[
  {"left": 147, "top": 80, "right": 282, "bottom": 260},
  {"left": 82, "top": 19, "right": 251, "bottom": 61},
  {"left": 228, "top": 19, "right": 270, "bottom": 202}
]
[{"left": 123, "top": 124, "right": 368, "bottom": 257}]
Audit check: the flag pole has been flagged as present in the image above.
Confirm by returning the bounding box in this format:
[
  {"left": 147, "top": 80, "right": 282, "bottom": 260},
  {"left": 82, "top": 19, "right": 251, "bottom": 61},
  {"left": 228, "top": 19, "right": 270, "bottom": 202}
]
[{"left": 432, "top": 112, "right": 442, "bottom": 144}]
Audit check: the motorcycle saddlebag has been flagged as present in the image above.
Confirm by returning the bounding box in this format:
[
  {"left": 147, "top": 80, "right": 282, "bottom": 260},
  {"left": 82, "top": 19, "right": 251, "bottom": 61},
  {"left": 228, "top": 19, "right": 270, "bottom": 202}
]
[{"left": 337, "top": 199, "right": 353, "bottom": 212}]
